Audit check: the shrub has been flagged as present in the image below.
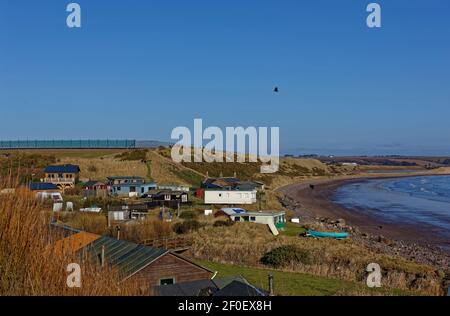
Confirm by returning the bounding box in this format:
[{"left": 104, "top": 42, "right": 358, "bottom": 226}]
[
  {"left": 260, "top": 245, "right": 312, "bottom": 268},
  {"left": 173, "top": 220, "right": 202, "bottom": 235},
  {"left": 64, "top": 187, "right": 82, "bottom": 196},
  {"left": 179, "top": 210, "right": 197, "bottom": 220},
  {"left": 87, "top": 165, "right": 98, "bottom": 172},
  {"left": 117, "top": 220, "right": 173, "bottom": 243},
  {"left": 67, "top": 213, "right": 108, "bottom": 235},
  {"left": 213, "top": 220, "right": 234, "bottom": 227}
]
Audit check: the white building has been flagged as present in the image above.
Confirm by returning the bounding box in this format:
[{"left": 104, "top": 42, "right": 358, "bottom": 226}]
[
  {"left": 204, "top": 190, "right": 257, "bottom": 205},
  {"left": 229, "top": 211, "right": 286, "bottom": 235}
]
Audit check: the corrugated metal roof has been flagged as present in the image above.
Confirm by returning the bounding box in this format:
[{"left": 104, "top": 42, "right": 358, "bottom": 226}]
[{"left": 80, "top": 236, "right": 167, "bottom": 279}]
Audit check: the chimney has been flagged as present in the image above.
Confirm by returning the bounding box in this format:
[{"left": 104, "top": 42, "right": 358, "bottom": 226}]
[{"left": 268, "top": 274, "right": 274, "bottom": 296}]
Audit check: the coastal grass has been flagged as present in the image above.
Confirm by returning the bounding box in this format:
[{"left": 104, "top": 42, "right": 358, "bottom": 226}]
[
  {"left": 0, "top": 181, "right": 140, "bottom": 296},
  {"left": 198, "top": 260, "right": 419, "bottom": 296},
  {"left": 189, "top": 223, "right": 444, "bottom": 295}
]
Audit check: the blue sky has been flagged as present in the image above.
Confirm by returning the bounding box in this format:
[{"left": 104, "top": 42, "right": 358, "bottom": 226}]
[{"left": 1, "top": 0, "right": 449, "bottom": 155}]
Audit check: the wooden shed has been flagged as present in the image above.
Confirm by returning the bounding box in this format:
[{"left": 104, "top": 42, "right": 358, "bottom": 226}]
[{"left": 80, "top": 235, "right": 214, "bottom": 293}]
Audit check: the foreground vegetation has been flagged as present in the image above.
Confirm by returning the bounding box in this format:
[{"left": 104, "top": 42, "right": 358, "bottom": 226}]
[
  {"left": 2, "top": 149, "right": 447, "bottom": 296},
  {"left": 188, "top": 223, "right": 445, "bottom": 295},
  {"left": 199, "top": 260, "right": 420, "bottom": 296},
  {"left": 0, "top": 183, "right": 140, "bottom": 296}
]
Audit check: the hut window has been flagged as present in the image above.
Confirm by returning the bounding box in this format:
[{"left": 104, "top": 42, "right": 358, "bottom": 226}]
[
  {"left": 250, "top": 217, "right": 256, "bottom": 221},
  {"left": 160, "top": 278, "right": 175, "bottom": 286}
]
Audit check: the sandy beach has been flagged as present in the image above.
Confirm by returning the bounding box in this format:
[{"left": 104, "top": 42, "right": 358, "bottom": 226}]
[{"left": 277, "top": 171, "right": 450, "bottom": 269}]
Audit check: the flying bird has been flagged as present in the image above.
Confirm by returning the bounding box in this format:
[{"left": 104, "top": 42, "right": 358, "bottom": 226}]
[{"left": 273, "top": 86, "right": 279, "bottom": 93}]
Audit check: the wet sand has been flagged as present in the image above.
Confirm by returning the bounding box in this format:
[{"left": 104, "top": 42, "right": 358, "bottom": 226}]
[{"left": 278, "top": 174, "right": 450, "bottom": 249}]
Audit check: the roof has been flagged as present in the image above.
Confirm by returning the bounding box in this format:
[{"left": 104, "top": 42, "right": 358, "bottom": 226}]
[
  {"left": 213, "top": 280, "right": 268, "bottom": 296},
  {"left": 147, "top": 189, "right": 187, "bottom": 195},
  {"left": 202, "top": 178, "right": 263, "bottom": 190},
  {"left": 205, "top": 188, "right": 257, "bottom": 192},
  {"left": 79, "top": 236, "right": 168, "bottom": 280},
  {"left": 158, "top": 184, "right": 190, "bottom": 188},
  {"left": 44, "top": 164, "right": 80, "bottom": 173},
  {"left": 234, "top": 211, "right": 285, "bottom": 217},
  {"left": 29, "top": 182, "right": 59, "bottom": 191},
  {"left": 220, "top": 208, "right": 247, "bottom": 216},
  {"left": 111, "top": 182, "right": 157, "bottom": 188},
  {"left": 52, "top": 224, "right": 212, "bottom": 282},
  {"left": 202, "top": 177, "right": 240, "bottom": 189},
  {"left": 54, "top": 231, "right": 100, "bottom": 254},
  {"left": 153, "top": 276, "right": 265, "bottom": 297},
  {"left": 203, "top": 177, "right": 239, "bottom": 185}
]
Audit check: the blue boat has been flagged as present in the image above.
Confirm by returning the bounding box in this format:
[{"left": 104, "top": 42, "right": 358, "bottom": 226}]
[{"left": 306, "top": 230, "right": 349, "bottom": 240}]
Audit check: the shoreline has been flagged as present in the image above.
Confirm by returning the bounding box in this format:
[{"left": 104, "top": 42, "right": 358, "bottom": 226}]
[{"left": 277, "top": 171, "right": 450, "bottom": 269}]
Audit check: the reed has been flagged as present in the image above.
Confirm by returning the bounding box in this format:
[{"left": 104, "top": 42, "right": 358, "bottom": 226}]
[{"left": 0, "top": 178, "right": 140, "bottom": 296}]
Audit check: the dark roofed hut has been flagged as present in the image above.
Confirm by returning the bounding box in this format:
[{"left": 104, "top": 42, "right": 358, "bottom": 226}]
[{"left": 78, "top": 235, "right": 214, "bottom": 294}]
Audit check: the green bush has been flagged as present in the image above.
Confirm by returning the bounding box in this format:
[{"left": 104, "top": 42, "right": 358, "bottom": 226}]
[
  {"left": 173, "top": 220, "right": 202, "bottom": 234},
  {"left": 260, "top": 245, "right": 312, "bottom": 268},
  {"left": 179, "top": 210, "right": 198, "bottom": 220}
]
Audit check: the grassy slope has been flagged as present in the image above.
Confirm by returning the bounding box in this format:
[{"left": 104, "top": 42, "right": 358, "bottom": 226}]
[
  {"left": 189, "top": 223, "right": 442, "bottom": 295},
  {"left": 198, "top": 260, "right": 417, "bottom": 296}
]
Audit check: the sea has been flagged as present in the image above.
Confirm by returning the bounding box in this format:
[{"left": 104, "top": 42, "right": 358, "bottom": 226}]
[{"left": 332, "top": 175, "right": 450, "bottom": 250}]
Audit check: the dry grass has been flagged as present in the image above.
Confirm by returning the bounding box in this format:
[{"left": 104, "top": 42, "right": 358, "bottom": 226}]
[
  {"left": 61, "top": 212, "right": 173, "bottom": 244},
  {"left": 146, "top": 150, "right": 204, "bottom": 186},
  {"left": 60, "top": 157, "right": 148, "bottom": 181},
  {"left": 0, "top": 179, "right": 140, "bottom": 296}
]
